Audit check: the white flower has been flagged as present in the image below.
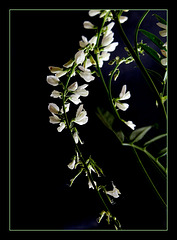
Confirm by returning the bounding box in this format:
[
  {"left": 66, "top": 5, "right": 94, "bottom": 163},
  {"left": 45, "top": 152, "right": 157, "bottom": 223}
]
[
  {"left": 60, "top": 103, "right": 70, "bottom": 113},
  {"left": 115, "top": 102, "right": 129, "bottom": 111},
  {"left": 103, "top": 22, "right": 115, "bottom": 37},
  {"left": 156, "top": 22, "right": 167, "bottom": 37},
  {"left": 46, "top": 75, "right": 60, "bottom": 86},
  {"left": 55, "top": 70, "right": 67, "bottom": 78},
  {"left": 75, "top": 50, "right": 86, "bottom": 65},
  {"left": 97, "top": 51, "right": 111, "bottom": 67},
  {"left": 79, "top": 35, "right": 97, "bottom": 49},
  {"left": 50, "top": 90, "right": 62, "bottom": 98},
  {"left": 73, "top": 131, "right": 79, "bottom": 144},
  {"left": 83, "top": 21, "right": 95, "bottom": 29},
  {"left": 119, "top": 16, "right": 128, "bottom": 23},
  {"left": 49, "top": 114, "right": 60, "bottom": 124},
  {"left": 73, "top": 131, "right": 84, "bottom": 145},
  {"left": 115, "top": 85, "right": 131, "bottom": 111},
  {"left": 125, "top": 120, "right": 136, "bottom": 130},
  {"left": 68, "top": 82, "right": 78, "bottom": 92},
  {"left": 88, "top": 10, "right": 101, "bottom": 17},
  {"left": 103, "top": 42, "right": 119, "bottom": 52},
  {"left": 160, "top": 44, "right": 167, "bottom": 66},
  {"left": 75, "top": 84, "right": 89, "bottom": 97},
  {"left": 74, "top": 104, "right": 88, "bottom": 125},
  {"left": 78, "top": 66, "right": 95, "bottom": 82},
  {"left": 57, "top": 122, "right": 65, "bottom": 132},
  {"left": 99, "top": 10, "right": 109, "bottom": 18},
  {"left": 106, "top": 182, "right": 121, "bottom": 198},
  {"left": 88, "top": 179, "right": 97, "bottom": 189},
  {"left": 48, "top": 103, "right": 59, "bottom": 115},
  {"left": 63, "top": 59, "right": 75, "bottom": 68},
  {"left": 69, "top": 94, "right": 82, "bottom": 105},
  {"left": 119, "top": 85, "right": 131, "bottom": 100},
  {"left": 48, "top": 66, "right": 67, "bottom": 78},
  {"left": 67, "top": 159, "right": 76, "bottom": 170},
  {"left": 101, "top": 32, "right": 114, "bottom": 47},
  {"left": 161, "top": 58, "right": 167, "bottom": 66}
]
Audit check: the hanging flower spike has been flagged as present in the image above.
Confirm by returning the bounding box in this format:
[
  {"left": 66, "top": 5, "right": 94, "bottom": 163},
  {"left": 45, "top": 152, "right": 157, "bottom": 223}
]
[
  {"left": 106, "top": 182, "right": 121, "bottom": 198},
  {"left": 46, "top": 75, "right": 60, "bottom": 86},
  {"left": 74, "top": 104, "right": 88, "bottom": 125}
]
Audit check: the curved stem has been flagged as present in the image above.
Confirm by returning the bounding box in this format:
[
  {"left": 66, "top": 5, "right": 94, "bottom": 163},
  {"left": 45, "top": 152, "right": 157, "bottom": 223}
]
[
  {"left": 123, "top": 143, "right": 166, "bottom": 176},
  {"left": 132, "top": 147, "right": 167, "bottom": 207},
  {"left": 134, "top": 10, "right": 150, "bottom": 56},
  {"left": 113, "top": 11, "right": 167, "bottom": 120}
]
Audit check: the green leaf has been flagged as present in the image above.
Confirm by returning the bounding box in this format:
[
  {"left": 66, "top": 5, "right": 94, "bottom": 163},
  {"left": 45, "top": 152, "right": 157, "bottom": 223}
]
[
  {"left": 96, "top": 107, "right": 114, "bottom": 130},
  {"left": 129, "top": 126, "right": 152, "bottom": 143},
  {"left": 144, "top": 133, "right": 167, "bottom": 147},
  {"left": 153, "top": 14, "right": 167, "bottom": 25},
  {"left": 157, "top": 147, "right": 167, "bottom": 158},
  {"left": 140, "top": 29, "right": 166, "bottom": 50},
  {"left": 146, "top": 69, "right": 163, "bottom": 83},
  {"left": 140, "top": 43, "right": 162, "bottom": 64},
  {"left": 115, "top": 130, "right": 124, "bottom": 143}
]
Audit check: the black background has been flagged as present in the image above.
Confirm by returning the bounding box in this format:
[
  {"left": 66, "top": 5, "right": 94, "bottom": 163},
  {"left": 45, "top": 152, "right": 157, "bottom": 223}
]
[{"left": 8, "top": 8, "right": 168, "bottom": 231}]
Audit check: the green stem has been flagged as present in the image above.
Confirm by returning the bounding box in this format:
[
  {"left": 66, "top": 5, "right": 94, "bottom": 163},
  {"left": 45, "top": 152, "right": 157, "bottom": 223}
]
[
  {"left": 113, "top": 11, "right": 167, "bottom": 120},
  {"left": 132, "top": 147, "right": 167, "bottom": 207},
  {"left": 123, "top": 143, "right": 166, "bottom": 176},
  {"left": 134, "top": 10, "right": 150, "bottom": 56}
]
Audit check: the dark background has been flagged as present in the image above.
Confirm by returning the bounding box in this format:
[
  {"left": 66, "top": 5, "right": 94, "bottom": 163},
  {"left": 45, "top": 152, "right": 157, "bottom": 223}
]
[{"left": 9, "top": 9, "right": 167, "bottom": 230}]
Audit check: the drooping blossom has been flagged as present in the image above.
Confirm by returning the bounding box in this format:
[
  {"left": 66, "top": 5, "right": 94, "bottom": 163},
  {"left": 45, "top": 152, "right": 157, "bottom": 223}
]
[
  {"left": 115, "top": 85, "right": 131, "bottom": 111},
  {"left": 75, "top": 50, "right": 86, "bottom": 65},
  {"left": 46, "top": 75, "right": 60, "bottom": 86},
  {"left": 74, "top": 104, "right": 88, "bottom": 125},
  {"left": 83, "top": 21, "right": 95, "bottom": 29},
  {"left": 124, "top": 120, "right": 136, "bottom": 130},
  {"left": 106, "top": 182, "right": 121, "bottom": 198}
]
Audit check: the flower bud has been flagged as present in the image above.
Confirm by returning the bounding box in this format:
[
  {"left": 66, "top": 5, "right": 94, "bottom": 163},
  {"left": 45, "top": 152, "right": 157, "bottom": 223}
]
[
  {"left": 83, "top": 21, "right": 95, "bottom": 29},
  {"left": 48, "top": 103, "right": 59, "bottom": 114},
  {"left": 46, "top": 75, "right": 60, "bottom": 86}
]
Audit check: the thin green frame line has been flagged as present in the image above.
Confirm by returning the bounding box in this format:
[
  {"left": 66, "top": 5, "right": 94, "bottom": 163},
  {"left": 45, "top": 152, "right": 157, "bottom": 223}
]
[{"left": 9, "top": 8, "right": 168, "bottom": 232}]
